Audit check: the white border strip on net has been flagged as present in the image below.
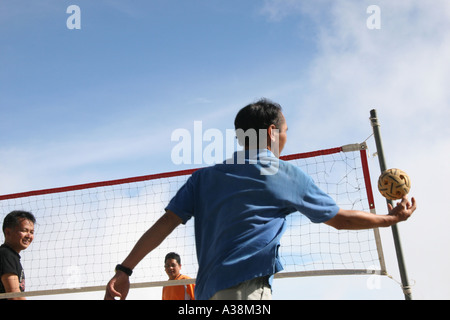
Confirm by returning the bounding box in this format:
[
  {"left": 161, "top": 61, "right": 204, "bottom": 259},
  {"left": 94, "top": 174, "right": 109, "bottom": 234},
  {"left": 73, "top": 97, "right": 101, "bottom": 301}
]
[
  {"left": 0, "top": 278, "right": 195, "bottom": 299},
  {"left": 0, "top": 269, "right": 387, "bottom": 299}
]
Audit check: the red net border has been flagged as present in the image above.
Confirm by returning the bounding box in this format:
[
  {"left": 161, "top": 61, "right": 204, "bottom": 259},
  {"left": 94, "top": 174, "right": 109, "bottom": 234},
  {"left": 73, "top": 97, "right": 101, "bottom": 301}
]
[{"left": 0, "top": 145, "right": 375, "bottom": 210}]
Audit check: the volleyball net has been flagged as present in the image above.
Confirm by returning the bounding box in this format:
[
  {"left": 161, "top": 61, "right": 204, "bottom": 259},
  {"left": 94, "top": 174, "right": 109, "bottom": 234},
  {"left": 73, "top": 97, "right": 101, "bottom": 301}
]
[{"left": 0, "top": 142, "right": 386, "bottom": 299}]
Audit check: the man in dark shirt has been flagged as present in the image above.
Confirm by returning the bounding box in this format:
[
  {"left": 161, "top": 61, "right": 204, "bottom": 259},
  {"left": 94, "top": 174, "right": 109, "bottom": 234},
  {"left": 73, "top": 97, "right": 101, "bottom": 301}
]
[{"left": 0, "top": 210, "right": 36, "bottom": 300}]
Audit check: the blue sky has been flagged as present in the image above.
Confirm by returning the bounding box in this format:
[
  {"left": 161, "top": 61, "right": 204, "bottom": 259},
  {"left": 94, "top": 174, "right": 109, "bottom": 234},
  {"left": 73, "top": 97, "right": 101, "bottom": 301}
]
[
  {"left": 1, "top": 0, "right": 320, "bottom": 189},
  {"left": 1, "top": 0, "right": 450, "bottom": 300}
]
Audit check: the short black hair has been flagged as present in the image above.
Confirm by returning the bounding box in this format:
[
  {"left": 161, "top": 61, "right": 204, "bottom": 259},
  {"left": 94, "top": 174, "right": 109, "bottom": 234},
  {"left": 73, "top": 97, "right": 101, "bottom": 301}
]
[
  {"left": 234, "top": 98, "right": 283, "bottom": 148},
  {"left": 164, "top": 252, "right": 181, "bottom": 265},
  {"left": 2, "top": 210, "right": 36, "bottom": 234}
]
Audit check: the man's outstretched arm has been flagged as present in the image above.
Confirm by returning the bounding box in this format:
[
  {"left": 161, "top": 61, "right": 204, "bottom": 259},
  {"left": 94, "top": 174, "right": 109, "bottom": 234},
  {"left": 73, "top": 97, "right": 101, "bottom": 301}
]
[
  {"left": 104, "top": 210, "right": 182, "bottom": 300},
  {"left": 325, "top": 196, "right": 416, "bottom": 230}
]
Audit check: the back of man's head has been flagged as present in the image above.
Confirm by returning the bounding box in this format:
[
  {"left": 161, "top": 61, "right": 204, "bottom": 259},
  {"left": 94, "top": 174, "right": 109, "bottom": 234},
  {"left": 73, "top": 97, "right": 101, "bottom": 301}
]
[{"left": 234, "top": 98, "right": 283, "bottom": 149}]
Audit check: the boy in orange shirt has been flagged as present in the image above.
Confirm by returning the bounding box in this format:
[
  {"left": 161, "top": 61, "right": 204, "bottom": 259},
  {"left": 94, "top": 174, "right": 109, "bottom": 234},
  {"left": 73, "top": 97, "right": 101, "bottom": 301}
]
[{"left": 162, "top": 252, "right": 195, "bottom": 300}]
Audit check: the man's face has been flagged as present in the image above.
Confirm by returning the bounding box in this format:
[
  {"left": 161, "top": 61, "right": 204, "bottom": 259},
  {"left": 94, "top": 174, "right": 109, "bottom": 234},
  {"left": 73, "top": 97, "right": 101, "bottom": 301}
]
[
  {"left": 164, "top": 258, "right": 182, "bottom": 280},
  {"left": 5, "top": 218, "right": 34, "bottom": 253}
]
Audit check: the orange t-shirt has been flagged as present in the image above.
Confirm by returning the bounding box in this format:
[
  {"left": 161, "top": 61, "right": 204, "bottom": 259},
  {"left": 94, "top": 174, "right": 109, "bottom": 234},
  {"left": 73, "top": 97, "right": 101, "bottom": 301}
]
[{"left": 162, "top": 274, "right": 195, "bottom": 300}]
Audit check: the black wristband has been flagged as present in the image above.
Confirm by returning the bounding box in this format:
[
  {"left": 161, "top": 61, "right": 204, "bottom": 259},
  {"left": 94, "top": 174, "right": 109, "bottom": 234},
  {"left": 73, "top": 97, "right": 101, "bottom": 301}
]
[{"left": 115, "top": 264, "right": 133, "bottom": 276}]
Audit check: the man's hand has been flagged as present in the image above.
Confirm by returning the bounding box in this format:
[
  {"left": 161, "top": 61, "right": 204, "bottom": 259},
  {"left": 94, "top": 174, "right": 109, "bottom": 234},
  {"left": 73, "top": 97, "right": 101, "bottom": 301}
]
[
  {"left": 388, "top": 196, "right": 417, "bottom": 223},
  {"left": 104, "top": 271, "right": 130, "bottom": 300},
  {"left": 103, "top": 210, "right": 182, "bottom": 300}
]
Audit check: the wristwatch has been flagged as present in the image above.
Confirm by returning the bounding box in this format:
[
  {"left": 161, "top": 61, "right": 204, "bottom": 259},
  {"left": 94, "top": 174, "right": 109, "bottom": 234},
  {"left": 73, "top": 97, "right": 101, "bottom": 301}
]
[{"left": 115, "top": 264, "right": 133, "bottom": 276}]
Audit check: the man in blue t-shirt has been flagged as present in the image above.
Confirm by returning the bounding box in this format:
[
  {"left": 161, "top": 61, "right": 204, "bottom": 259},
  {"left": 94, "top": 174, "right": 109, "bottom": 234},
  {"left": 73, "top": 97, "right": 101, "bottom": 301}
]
[{"left": 105, "top": 98, "right": 417, "bottom": 300}]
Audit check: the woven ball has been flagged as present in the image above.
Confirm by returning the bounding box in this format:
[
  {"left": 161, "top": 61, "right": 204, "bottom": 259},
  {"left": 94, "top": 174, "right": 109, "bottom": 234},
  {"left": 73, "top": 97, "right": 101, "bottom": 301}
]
[{"left": 378, "top": 168, "right": 411, "bottom": 200}]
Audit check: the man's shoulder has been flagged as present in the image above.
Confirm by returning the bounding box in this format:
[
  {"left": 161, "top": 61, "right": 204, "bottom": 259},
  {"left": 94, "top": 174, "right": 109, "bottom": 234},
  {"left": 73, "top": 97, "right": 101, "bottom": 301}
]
[
  {"left": 0, "top": 245, "right": 16, "bottom": 258},
  {"left": 178, "top": 274, "right": 193, "bottom": 280}
]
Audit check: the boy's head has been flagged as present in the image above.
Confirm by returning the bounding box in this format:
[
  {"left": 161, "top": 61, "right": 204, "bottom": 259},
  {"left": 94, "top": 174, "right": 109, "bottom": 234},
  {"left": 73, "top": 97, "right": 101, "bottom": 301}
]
[
  {"left": 164, "top": 252, "right": 182, "bottom": 280},
  {"left": 2, "top": 210, "right": 36, "bottom": 253}
]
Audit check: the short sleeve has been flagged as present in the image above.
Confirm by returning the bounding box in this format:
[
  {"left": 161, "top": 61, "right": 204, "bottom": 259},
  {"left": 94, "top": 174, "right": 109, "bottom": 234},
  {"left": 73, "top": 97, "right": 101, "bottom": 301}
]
[
  {"left": 0, "top": 250, "right": 19, "bottom": 277},
  {"left": 165, "top": 175, "right": 195, "bottom": 224},
  {"left": 297, "top": 179, "right": 340, "bottom": 223}
]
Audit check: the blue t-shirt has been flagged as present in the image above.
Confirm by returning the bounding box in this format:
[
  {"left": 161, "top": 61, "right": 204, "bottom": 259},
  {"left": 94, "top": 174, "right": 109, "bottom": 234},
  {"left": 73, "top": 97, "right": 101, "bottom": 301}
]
[{"left": 166, "top": 149, "right": 339, "bottom": 300}]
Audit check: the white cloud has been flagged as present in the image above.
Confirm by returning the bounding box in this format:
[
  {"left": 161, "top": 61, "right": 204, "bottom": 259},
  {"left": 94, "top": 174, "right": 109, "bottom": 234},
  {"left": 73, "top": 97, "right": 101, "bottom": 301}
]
[
  {"left": 283, "top": 1, "right": 450, "bottom": 299},
  {"left": 260, "top": 0, "right": 330, "bottom": 23},
  {"left": 258, "top": 0, "right": 450, "bottom": 300},
  {"left": 260, "top": 0, "right": 305, "bottom": 21},
  {"left": 0, "top": 123, "right": 173, "bottom": 195}
]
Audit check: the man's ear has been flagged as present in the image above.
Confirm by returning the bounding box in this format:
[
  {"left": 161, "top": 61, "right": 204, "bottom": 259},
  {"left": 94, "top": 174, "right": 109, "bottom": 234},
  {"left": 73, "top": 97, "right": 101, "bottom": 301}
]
[
  {"left": 266, "top": 124, "right": 280, "bottom": 157},
  {"left": 267, "top": 124, "right": 278, "bottom": 142},
  {"left": 3, "top": 227, "right": 12, "bottom": 238}
]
